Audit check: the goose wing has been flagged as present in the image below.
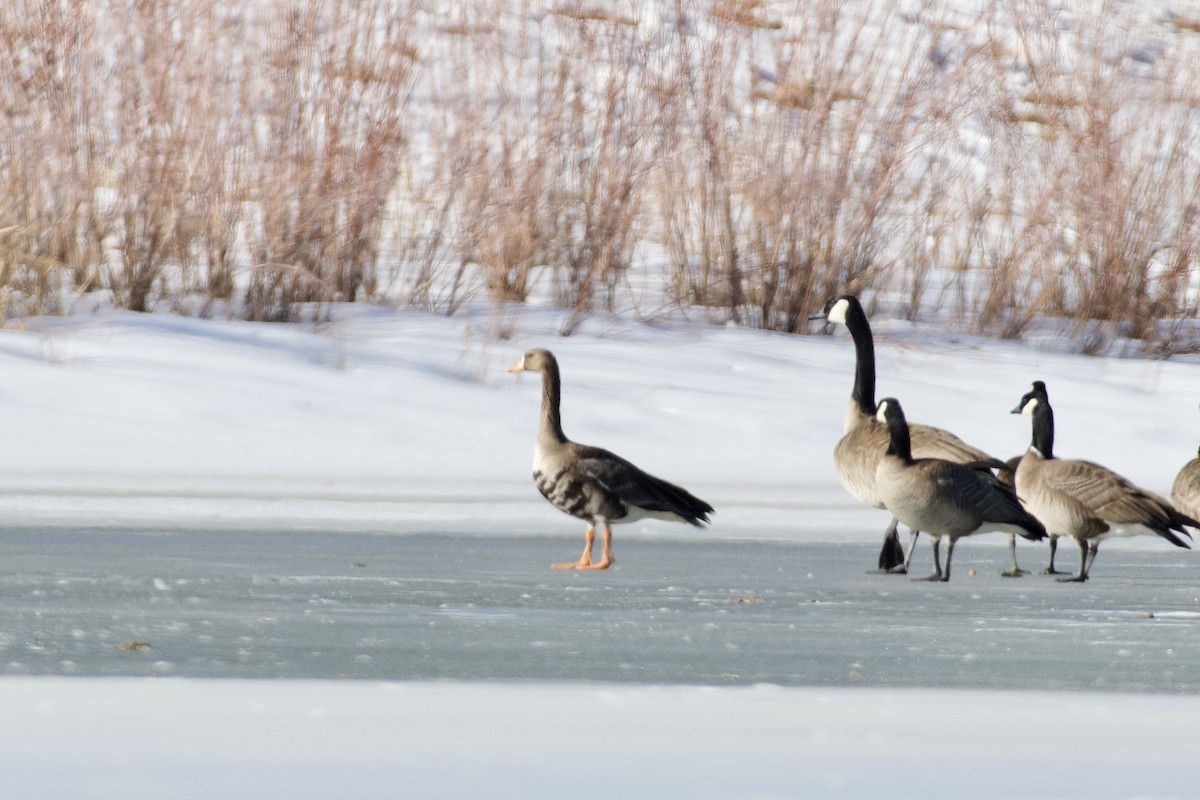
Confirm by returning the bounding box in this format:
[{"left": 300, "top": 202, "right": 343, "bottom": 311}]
[
  {"left": 574, "top": 445, "right": 713, "bottom": 526},
  {"left": 1040, "top": 459, "right": 1192, "bottom": 547},
  {"left": 1043, "top": 460, "right": 1167, "bottom": 524},
  {"left": 909, "top": 423, "right": 1004, "bottom": 469},
  {"left": 924, "top": 461, "right": 1045, "bottom": 539}
]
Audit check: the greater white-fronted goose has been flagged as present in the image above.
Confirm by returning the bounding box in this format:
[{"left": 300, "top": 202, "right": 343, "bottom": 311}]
[
  {"left": 1171, "top": 405, "right": 1200, "bottom": 522},
  {"left": 875, "top": 398, "right": 1046, "bottom": 582},
  {"left": 811, "top": 294, "right": 1008, "bottom": 574},
  {"left": 507, "top": 348, "right": 714, "bottom": 570},
  {"left": 1012, "top": 381, "right": 1195, "bottom": 582}
]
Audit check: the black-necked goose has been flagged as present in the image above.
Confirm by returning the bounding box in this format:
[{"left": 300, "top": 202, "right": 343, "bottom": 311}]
[
  {"left": 1171, "top": 405, "right": 1200, "bottom": 522},
  {"left": 507, "top": 348, "right": 713, "bottom": 570},
  {"left": 1002, "top": 383, "right": 1066, "bottom": 575},
  {"left": 811, "top": 294, "right": 1008, "bottom": 575},
  {"left": 875, "top": 398, "right": 1046, "bottom": 582},
  {"left": 1012, "top": 381, "right": 1195, "bottom": 582}
]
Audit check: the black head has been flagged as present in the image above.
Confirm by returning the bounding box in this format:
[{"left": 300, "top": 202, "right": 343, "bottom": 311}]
[
  {"left": 875, "top": 396, "right": 914, "bottom": 461},
  {"left": 809, "top": 294, "right": 864, "bottom": 325},
  {"left": 875, "top": 396, "right": 906, "bottom": 427},
  {"left": 1012, "top": 380, "right": 1049, "bottom": 415}
]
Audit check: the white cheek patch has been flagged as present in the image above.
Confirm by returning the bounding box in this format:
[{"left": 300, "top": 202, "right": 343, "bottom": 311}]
[
  {"left": 875, "top": 399, "right": 889, "bottom": 422},
  {"left": 827, "top": 298, "right": 850, "bottom": 325},
  {"left": 1022, "top": 397, "right": 1039, "bottom": 416}
]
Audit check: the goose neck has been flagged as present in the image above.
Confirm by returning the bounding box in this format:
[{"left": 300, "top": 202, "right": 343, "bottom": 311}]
[
  {"left": 846, "top": 306, "right": 877, "bottom": 415},
  {"left": 1030, "top": 401, "right": 1054, "bottom": 459},
  {"left": 884, "top": 410, "right": 914, "bottom": 464},
  {"left": 539, "top": 361, "right": 568, "bottom": 444}
]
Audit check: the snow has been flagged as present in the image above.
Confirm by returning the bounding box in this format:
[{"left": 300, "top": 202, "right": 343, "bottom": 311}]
[
  {"left": 5, "top": 679, "right": 1198, "bottom": 800},
  {"left": 3, "top": 303, "right": 1200, "bottom": 798}
]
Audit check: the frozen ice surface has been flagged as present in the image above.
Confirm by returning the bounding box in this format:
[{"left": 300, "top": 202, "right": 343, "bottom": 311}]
[
  {"left": 3, "top": 528, "right": 1200, "bottom": 800},
  {"left": 2, "top": 528, "right": 1196, "bottom": 692}
]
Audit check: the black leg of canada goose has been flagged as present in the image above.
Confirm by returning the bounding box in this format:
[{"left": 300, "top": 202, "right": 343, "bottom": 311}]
[
  {"left": 1001, "top": 534, "right": 1027, "bottom": 577},
  {"left": 1081, "top": 540, "right": 1100, "bottom": 581},
  {"left": 552, "top": 525, "right": 596, "bottom": 570},
  {"left": 874, "top": 518, "right": 906, "bottom": 574},
  {"left": 939, "top": 538, "right": 956, "bottom": 582},
  {"left": 1056, "top": 538, "right": 1090, "bottom": 583},
  {"left": 1042, "top": 535, "right": 1068, "bottom": 575},
  {"left": 916, "top": 537, "right": 944, "bottom": 582},
  {"left": 900, "top": 528, "right": 920, "bottom": 574}
]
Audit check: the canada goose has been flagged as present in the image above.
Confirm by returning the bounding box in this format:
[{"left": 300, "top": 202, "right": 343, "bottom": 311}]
[
  {"left": 811, "top": 294, "right": 1007, "bottom": 574},
  {"left": 1171, "top": 405, "right": 1200, "bottom": 521},
  {"left": 508, "top": 348, "right": 714, "bottom": 570},
  {"left": 1011, "top": 382, "right": 1195, "bottom": 582},
  {"left": 1003, "top": 383, "right": 1068, "bottom": 575},
  {"left": 875, "top": 398, "right": 1046, "bottom": 582}
]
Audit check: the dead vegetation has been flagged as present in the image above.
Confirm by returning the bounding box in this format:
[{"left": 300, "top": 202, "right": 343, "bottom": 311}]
[{"left": 0, "top": 0, "right": 1198, "bottom": 352}]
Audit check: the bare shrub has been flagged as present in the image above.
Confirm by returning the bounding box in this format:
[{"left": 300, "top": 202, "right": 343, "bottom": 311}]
[
  {"left": 242, "top": 0, "right": 418, "bottom": 321},
  {"left": 0, "top": 0, "right": 105, "bottom": 315},
  {"left": 433, "top": 2, "right": 558, "bottom": 309},
  {"left": 654, "top": 6, "right": 745, "bottom": 320},
  {"left": 433, "top": 2, "right": 656, "bottom": 332},
  {"left": 98, "top": 1, "right": 226, "bottom": 313},
  {"left": 743, "top": 1, "right": 949, "bottom": 331},
  {"left": 656, "top": 1, "right": 974, "bottom": 332},
  {"left": 973, "top": 0, "right": 1200, "bottom": 347},
  {"left": 545, "top": 12, "right": 657, "bottom": 334},
  {"left": 0, "top": 0, "right": 1197, "bottom": 352}
]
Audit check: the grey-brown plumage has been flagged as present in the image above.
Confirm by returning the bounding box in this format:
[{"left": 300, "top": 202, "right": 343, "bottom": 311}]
[
  {"left": 508, "top": 348, "right": 713, "bottom": 570},
  {"left": 1012, "top": 381, "right": 1195, "bottom": 583},
  {"left": 1171, "top": 405, "right": 1200, "bottom": 522},
  {"left": 812, "top": 294, "right": 1006, "bottom": 574},
  {"left": 875, "top": 398, "right": 1046, "bottom": 582}
]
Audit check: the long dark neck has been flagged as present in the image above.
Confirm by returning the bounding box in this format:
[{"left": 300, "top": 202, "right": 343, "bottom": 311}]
[
  {"left": 1030, "top": 400, "right": 1054, "bottom": 459},
  {"left": 539, "top": 360, "right": 567, "bottom": 444},
  {"left": 884, "top": 409, "right": 914, "bottom": 464},
  {"left": 845, "top": 304, "right": 877, "bottom": 415}
]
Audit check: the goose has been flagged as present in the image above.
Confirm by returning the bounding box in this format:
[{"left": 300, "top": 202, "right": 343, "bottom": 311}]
[
  {"left": 811, "top": 294, "right": 1009, "bottom": 574},
  {"left": 507, "top": 348, "right": 714, "bottom": 570},
  {"left": 1171, "top": 405, "right": 1200, "bottom": 522},
  {"left": 1001, "top": 383, "right": 1068, "bottom": 575},
  {"left": 875, "top": 398, "right": 1046, "bottom": 582},
  {"left": 1011, "top": 381, "right": 1195, "bottom": 582}
]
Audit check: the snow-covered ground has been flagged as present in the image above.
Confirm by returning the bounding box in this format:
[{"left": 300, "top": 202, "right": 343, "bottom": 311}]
[
  {"left": 6, "top": 679, "right": 1199, "bottom": 800},
  {"left": 3, "top": 303, "right": 1200, "bottom": 798}
]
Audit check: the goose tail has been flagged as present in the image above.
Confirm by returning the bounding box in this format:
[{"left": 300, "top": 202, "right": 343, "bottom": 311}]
[{"left": 634, "top": 472, "right": 714, "bottom": 527}]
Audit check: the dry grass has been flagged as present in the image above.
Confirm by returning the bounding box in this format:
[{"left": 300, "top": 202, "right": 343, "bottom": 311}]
[{"left": 1, "top": 0, "right": 1198, "bottom": 353}]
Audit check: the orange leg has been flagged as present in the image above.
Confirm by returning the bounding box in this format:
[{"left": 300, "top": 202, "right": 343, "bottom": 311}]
[
  {"left": 552, "top": 525, "right": 595, "bottom": 570},
  {"left": 577, "top": 523, "right": 613, "bottom": 571}
]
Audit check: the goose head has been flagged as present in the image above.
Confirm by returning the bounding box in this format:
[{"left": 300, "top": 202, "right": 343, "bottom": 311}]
[
  {"left": 507, "top": 348, "right": 557, "bottom": 374},
  {"left": 875, "top": 397, "right": 913, "bottom": 460},
  {"left": 874, "top": 396, "right": 902, "bottom": 426},
  {"left": 809, "top": 294, "right": 863, "bottom": 326},
  {"left": 1011, "top": 380, "right": 1048, "bottom": 415}
]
